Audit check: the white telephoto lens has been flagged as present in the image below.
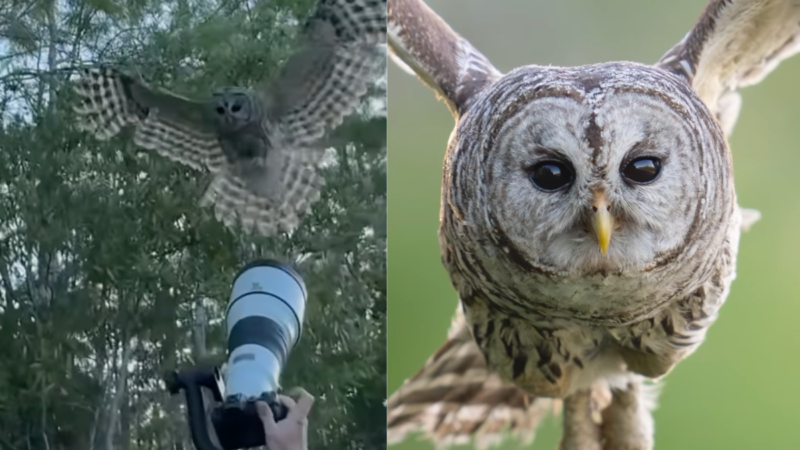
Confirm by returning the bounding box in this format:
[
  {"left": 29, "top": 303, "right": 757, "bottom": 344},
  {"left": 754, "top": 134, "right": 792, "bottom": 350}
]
[{"left": 224, "top": 260, "right": 306, "bottom": 401}]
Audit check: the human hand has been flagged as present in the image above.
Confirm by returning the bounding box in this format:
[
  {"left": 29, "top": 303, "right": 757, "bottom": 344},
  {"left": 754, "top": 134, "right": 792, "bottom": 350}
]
[{"left": 256, "top": 388, "right": 314, "bottom": 450}]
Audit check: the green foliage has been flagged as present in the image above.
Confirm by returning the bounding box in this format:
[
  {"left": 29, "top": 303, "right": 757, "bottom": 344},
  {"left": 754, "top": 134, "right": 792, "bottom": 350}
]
[{"left": 0, "top": 1, "right": 386, "bottom": 450}]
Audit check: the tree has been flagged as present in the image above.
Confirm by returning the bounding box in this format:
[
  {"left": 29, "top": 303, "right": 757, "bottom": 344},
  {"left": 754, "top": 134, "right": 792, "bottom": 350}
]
[{"left": 0, "top": 1, "right": 387, "bottom": 450}]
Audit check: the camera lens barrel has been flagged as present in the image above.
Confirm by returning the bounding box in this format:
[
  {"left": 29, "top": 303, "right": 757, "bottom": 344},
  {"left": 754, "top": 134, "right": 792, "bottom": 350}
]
[{"left": 224, "top": 259, "right": 306, "bottom": 401}]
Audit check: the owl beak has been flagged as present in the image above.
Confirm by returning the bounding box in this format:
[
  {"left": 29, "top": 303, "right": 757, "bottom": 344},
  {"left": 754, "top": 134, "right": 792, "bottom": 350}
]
[{"left": 590, "top": 191, "right": 616, "bottom": 256}]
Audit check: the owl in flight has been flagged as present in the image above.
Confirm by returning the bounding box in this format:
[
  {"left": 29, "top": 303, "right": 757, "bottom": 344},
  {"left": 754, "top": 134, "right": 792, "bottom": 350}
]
[
  {"left": 387, "top": 0, "right": 799, "bottom": 449},
  {"left": 72, "top": 0, "right": 387, "bottom": 236}
]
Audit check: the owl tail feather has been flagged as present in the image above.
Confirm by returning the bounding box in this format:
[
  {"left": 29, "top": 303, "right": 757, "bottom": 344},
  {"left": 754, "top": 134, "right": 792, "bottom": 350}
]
[
  {"left": 199, "top": 146, "right": 326, "bottom": 237},
  {"left": 388, "top": 308, "right": 557, "bottom": 450},
  {"left": 199, "top": 174, "right": 317, "bottom": 238}
]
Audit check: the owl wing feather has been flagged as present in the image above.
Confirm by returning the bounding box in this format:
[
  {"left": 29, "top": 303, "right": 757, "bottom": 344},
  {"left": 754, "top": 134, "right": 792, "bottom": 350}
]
[
  {"left": 387, "top": 0, "right": 502, "bottom": 117},
  {"left": 264, "top": 0, "right": 387, "bottom": 146},
  {"left": 655, "top": 0, "right": 800, "bottom": 136},
  {"left": 72, "top": 66, "right": 226, "bottom": 172},
  {"left": 312, "top": 0, "right": 387, "bottom": 45},
  {"left": 388, "top": 307, "right": 556, "bottom": 450}
]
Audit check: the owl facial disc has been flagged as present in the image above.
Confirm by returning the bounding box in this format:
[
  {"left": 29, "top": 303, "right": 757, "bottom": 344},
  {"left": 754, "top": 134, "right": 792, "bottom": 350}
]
[
  {"left": 590, "top": 189, "right": 616, "bottom": 256},
  {"left": 214, "top": 97, "right": 246, "bottom": 121},
  {"left": 211, "top": 88, "right": 253, "bottom": 130}
]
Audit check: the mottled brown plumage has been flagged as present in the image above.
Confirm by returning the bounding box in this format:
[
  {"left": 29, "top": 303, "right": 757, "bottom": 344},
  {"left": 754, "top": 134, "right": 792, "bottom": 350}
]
[
  {"left": 388, "top": 1, "right": 800, "bottom": 449},
  {"left": 388, "top": 308, "right": 557, "bottom": 449}
]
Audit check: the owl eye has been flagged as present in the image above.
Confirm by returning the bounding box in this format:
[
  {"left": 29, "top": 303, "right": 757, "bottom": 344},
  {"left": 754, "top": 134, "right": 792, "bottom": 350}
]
[
  {"left": 232, "top": 104, "right": 241, "bottom": 112},
  {"left": 621, "top": 157, "right": 662, "bottom": 184},
  {"left": 216, "top": 107, "right": 224, "bottom": 115},
  {"left": 529, "top": 161, "right": 574, "bottom": 192}
]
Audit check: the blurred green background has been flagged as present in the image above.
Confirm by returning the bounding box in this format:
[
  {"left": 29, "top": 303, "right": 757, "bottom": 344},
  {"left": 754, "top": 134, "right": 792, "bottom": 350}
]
[{"left": 387, "top": 1, "right": 800, "bottom": 449}]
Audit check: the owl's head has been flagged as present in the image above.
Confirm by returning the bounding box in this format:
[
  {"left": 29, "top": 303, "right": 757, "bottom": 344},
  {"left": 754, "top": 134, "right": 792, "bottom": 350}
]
[
  {"left": 211, "top": 87, "right": 256, "bottom": 132},
  {"left": 449, "top": 63, "right": 733, "bottom": 275},
  {"left": 385, "top": 0, "right": 760, "bottom": 280},
  {"left": 389, "top": 0, "right": 792, "bottom": 284}
]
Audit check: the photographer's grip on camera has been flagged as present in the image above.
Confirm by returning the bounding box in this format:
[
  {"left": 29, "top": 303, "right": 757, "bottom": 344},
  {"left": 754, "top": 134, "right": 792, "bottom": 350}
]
[
  {"left": 257, "top": 389, "right": 315, "bottom": 450},
  {"left": 166, "top": 260, "right": 307, "bottom": 450}
]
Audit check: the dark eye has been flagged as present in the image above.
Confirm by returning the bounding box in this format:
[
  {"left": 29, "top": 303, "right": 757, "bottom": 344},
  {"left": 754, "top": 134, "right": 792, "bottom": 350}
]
[
  {"left": 621, "top": 157, "right": 662, "bottom": 184},
  {"left": 216, "top": 106, "right": 224, "bottom": 115},
  {"left": 232, "top": 104, "right": 241, "bottom": 112},
  {"left": 529, "top": 161, "right": 574, "bottom": 191}
]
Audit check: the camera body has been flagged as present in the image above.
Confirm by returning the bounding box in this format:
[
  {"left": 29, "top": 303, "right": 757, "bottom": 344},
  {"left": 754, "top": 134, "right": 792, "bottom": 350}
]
[
  {"left": 210, "top": 391, "right": 288, "bottom": 449},
  {"left": 166, "top": 259, "right": 307, "bottom": 450}
]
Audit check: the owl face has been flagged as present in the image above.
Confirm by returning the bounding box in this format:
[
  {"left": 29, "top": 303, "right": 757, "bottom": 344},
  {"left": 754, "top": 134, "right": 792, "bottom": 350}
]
[
  {"left": 211, "top": 87, "right": 255, "bottom": 132},
  {"left": 450, "top": 63, "right": 733, "bottom": 279}
]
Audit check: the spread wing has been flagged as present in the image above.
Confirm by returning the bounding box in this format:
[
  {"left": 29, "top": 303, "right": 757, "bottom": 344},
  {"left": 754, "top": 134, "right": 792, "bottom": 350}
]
[
  {"left": 72, "top": 66, "right": 225, "bottom": 172},
  {"left": 73, "top": 66, "right": 324, "bottom": 238},
  {"left": 388, "top": 307, "right": 556, "bottom": 449},
  {"left": 387, "top": 0, "right": 502, "bottom": 118},
  {"left": 655, "top": 0, "right": 800, "bottom": 136},
  {"left": 264, "top": 0, "right": 387, "bottom": 146}
]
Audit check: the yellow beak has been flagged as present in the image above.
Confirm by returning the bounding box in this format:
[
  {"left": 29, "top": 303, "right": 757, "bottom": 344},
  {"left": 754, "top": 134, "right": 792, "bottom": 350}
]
[{"left": 591, "top": 191, "right": 615, "bottom": 256}]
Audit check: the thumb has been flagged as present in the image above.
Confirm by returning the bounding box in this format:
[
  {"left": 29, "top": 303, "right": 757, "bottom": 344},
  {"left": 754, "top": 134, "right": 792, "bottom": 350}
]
[{"left": 256, "top": 401, "right": 278, "bottom": 435}]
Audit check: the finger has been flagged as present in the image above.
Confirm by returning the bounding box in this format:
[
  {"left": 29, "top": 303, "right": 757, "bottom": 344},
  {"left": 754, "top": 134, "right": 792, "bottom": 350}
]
[
  {"left": 256, "top": 401, "right": 278, "bottom": 435},
  {"left": 276, "top": 393, "right": 298, "bottom": 412},
  {"left": 284, "top": 386, "right": 308, "bottom": 399},
  {"left": 287, "top": 388, "right": 315, "bottom": 421}
]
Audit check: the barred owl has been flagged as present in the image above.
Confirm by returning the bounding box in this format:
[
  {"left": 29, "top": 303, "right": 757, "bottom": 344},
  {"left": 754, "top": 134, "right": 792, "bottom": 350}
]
[
  {"left": 73, "top": 0, "right": 386, "bottom": 236},
  {"left": 387, "top": 1, "right": 800, "bottom": 449}
]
